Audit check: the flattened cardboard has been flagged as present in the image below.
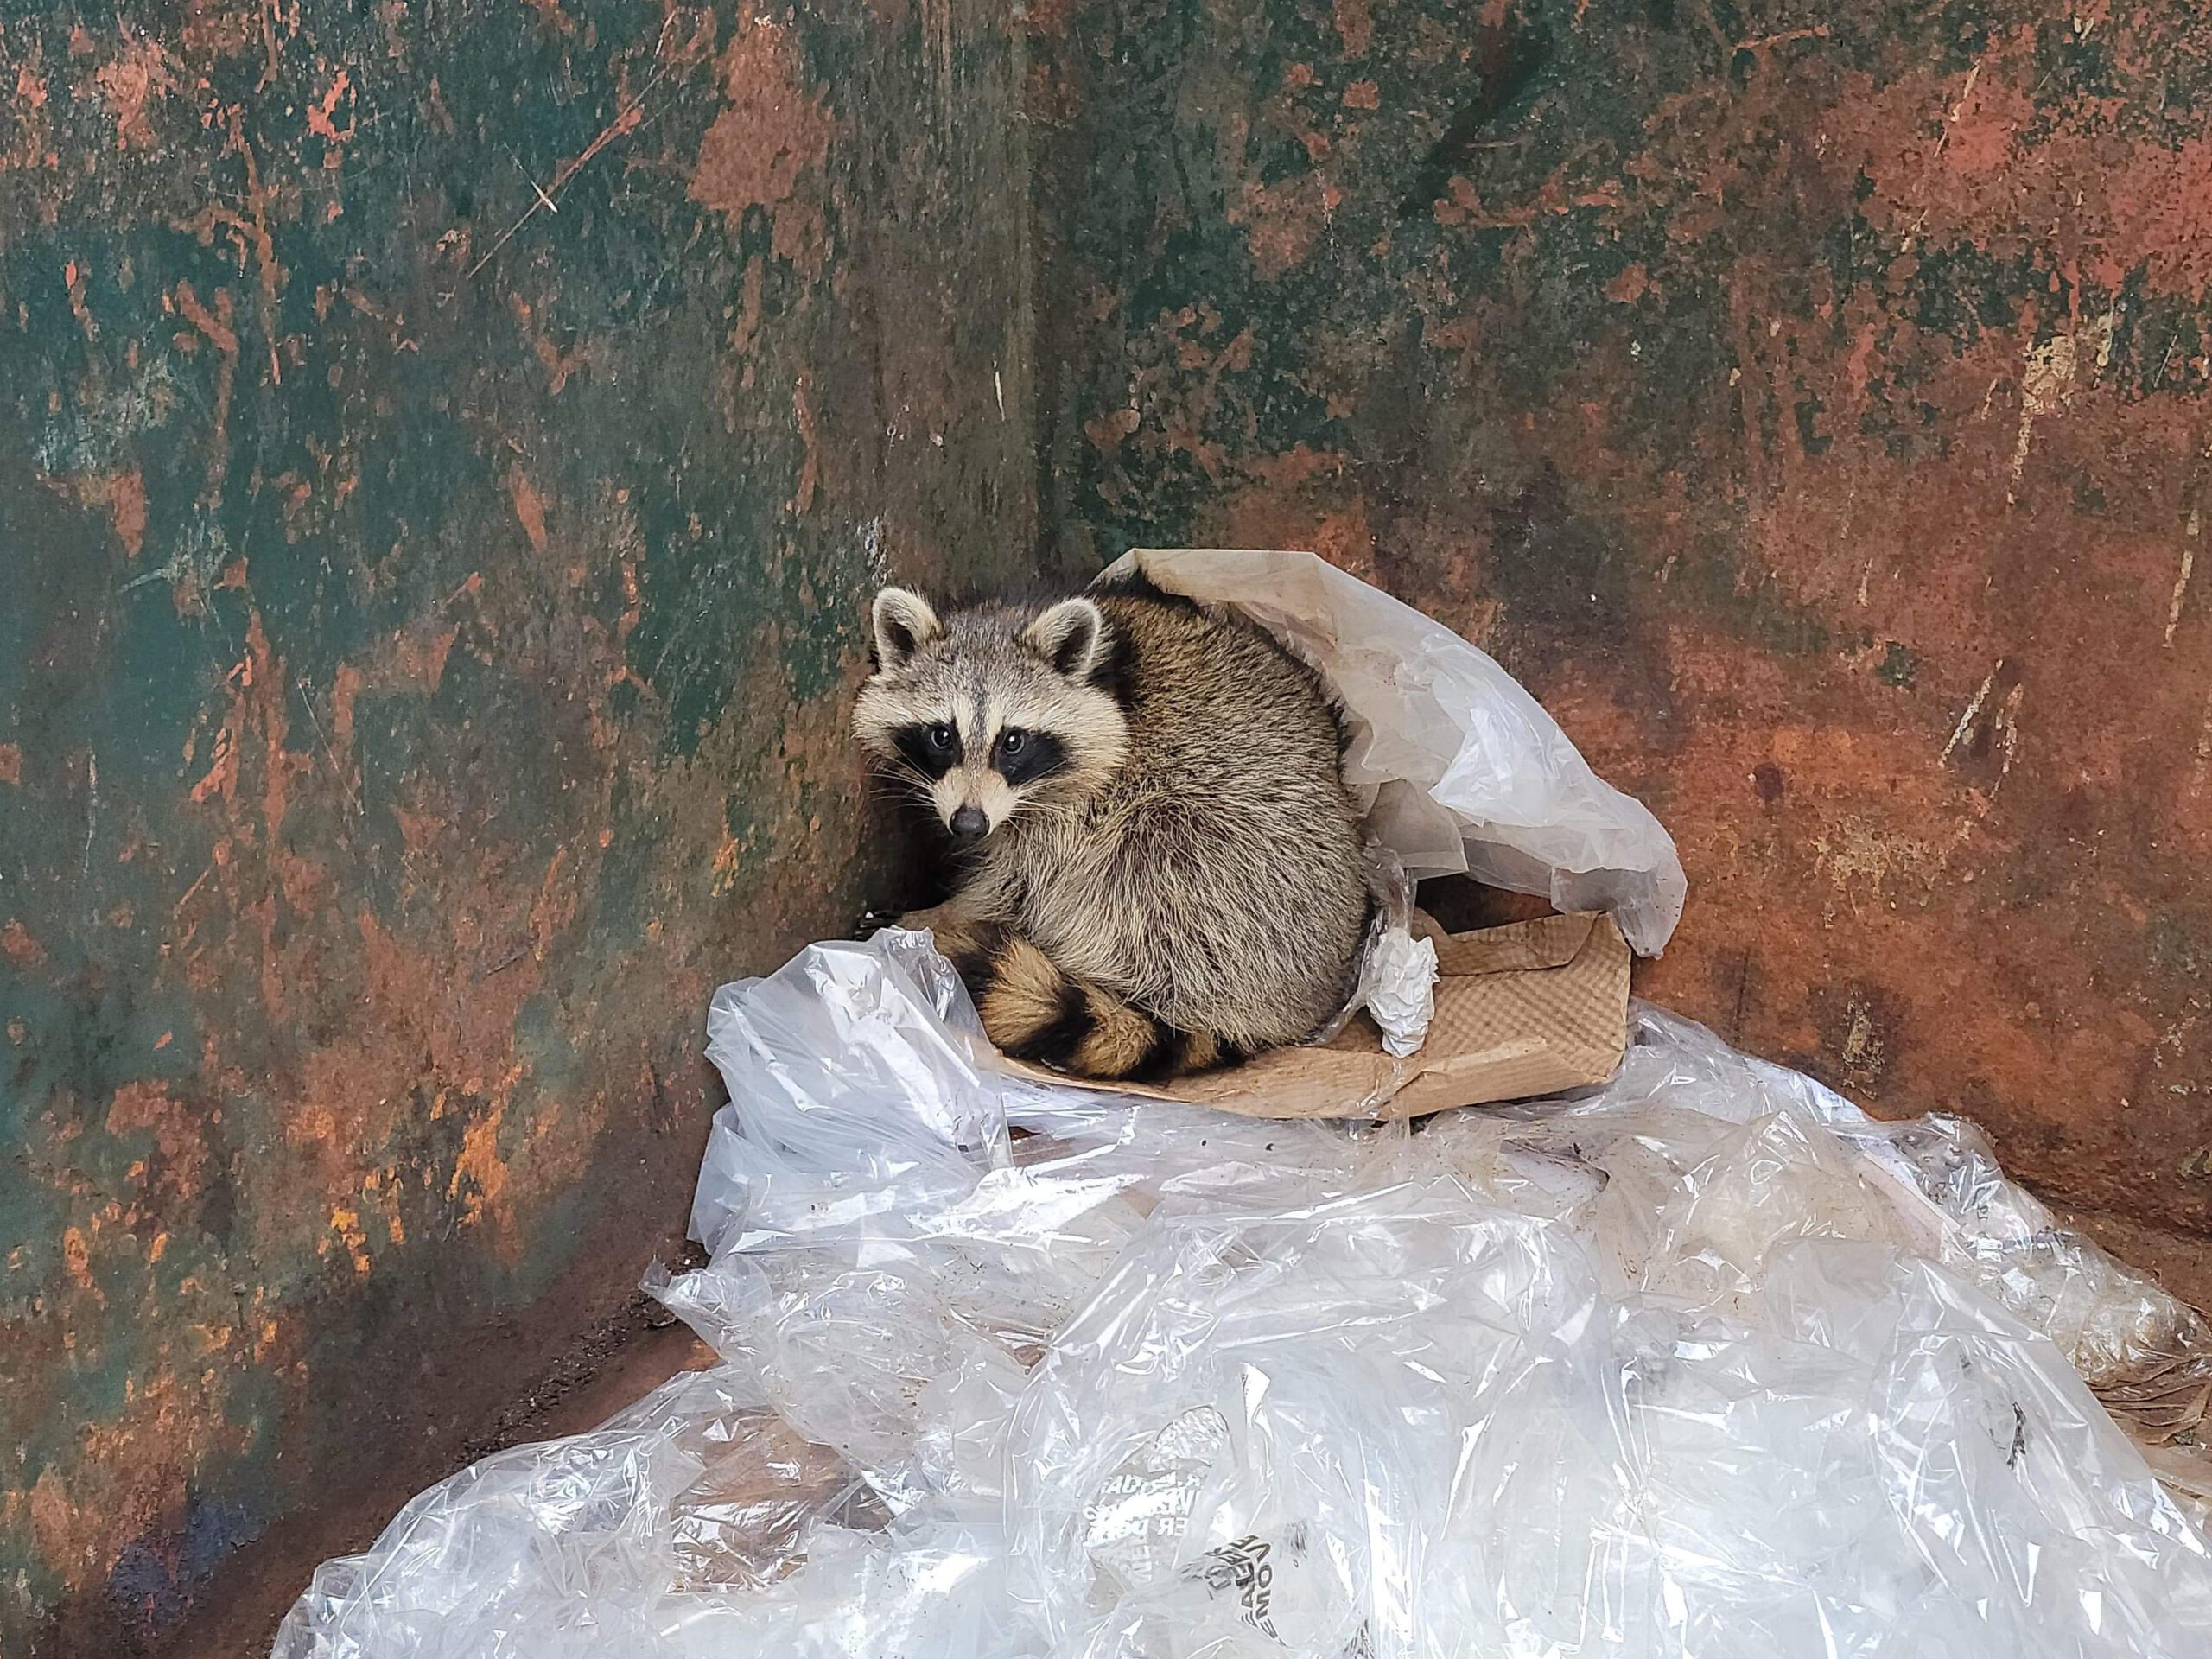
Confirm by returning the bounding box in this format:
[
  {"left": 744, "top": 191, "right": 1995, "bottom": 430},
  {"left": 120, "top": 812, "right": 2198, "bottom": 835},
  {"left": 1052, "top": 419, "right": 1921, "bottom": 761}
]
[{"left": 986, "top": 911, "right": 1631, "bottom": 1120}]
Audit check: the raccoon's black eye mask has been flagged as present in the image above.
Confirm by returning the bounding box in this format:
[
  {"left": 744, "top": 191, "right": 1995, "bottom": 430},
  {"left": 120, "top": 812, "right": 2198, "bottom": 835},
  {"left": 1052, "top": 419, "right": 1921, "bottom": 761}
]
[
  {"left": 889, "top": 720, "right": 1070, "bottom": 789},
  {"left": 992, "top": 728, "right": 1066, "bottom": 786},
  {"left": 892, "top": 722, "right": 963, "bottom": 778}
]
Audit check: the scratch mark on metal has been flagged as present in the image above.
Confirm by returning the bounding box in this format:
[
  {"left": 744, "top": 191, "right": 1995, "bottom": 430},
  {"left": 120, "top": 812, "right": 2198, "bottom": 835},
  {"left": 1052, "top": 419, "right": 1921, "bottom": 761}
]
[
  {"left": 1942, "top": 665, "right": 1999, "bottom": 763},
  {"left": 861, "top": 516, "right": 887, "bottom": 584},
  {"left": 80, "top": 750, "right": 100, "bottom": 898},
  {"left": 1903, "top": 59, "right": 1986, "bottom": 251},
  {"left": 1993, "top": 682, "right": 2024, "bottom": 791},
  {"left": 1732, "top": 25, "right": 1831, "bottom": 54},
  {"left": 290, "top": 675, "right": 365, "bottom": 830},
  {"left": 508, "top": 148, "right": 560, "bottom": 217},
  {"left": 451, "top": 25, "right": 684, "bottom": 294},
  {"left": 2168, "top": 507, "right": 2199, "bottom": 647},
  {"left": 2191, "top": 683, "right": 2212, "bottom": 804}
]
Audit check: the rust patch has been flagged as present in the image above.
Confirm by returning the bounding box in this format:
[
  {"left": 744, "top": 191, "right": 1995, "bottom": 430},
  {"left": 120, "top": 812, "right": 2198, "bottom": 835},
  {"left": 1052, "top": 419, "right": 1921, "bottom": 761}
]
[
  {"left": 305, "top": 67, "right": 356, "bottom": 156},
  {"left": 1841, "top": 53, "right": 2212, "bottom": 299},
  {"left": 107, "top": 468, "right": 148, "bottom": 558},
  {"left": 1230, "top": 171, "right": 1336, "bottom": 279},
  {"left": 1604, "top": 263, "right": 1650, "bottom": 305},
  {"left": 2, "top": 918, "right": 46, "bottom": 966},
  {"left": 505, "top": 467, "right": 551, "bottom": 554},
  {"left": 690, "top": 4, "right": 836, "bottom": 275},
  {"left": 1332, "top": 0, "right": 1372, "bottom": 58},
  {"left": 105, "top": 1081, "right": 211, "bottom": 1203},
  {"left": 92, "top": 32, "right": 180, "bottom": 152},
  {"left": 1084, "top": 404, "right": 1141, "bottom": 452},
  {"left": 792, "top": 373, "right": 820, "bottom": 513}
]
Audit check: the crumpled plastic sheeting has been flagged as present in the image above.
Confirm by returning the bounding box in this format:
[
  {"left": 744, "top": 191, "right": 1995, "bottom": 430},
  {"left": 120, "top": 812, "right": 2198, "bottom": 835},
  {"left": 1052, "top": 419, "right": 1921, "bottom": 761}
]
[
  {"left": 277, "top": 931, "right": 2212, "bottom": 1658},
  {"left": 1104, "top": 549, "right": 1687, "bottom": 955}
]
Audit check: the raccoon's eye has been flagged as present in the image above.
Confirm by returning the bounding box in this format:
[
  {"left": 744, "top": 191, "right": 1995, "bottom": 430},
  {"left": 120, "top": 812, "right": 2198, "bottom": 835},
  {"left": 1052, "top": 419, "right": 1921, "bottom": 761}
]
[
  {"left": 991, "top": 726, "right": 1065, "bottom": 786},
  {"left": 926, "top": 723, "right": 955, "bottom": 753}
]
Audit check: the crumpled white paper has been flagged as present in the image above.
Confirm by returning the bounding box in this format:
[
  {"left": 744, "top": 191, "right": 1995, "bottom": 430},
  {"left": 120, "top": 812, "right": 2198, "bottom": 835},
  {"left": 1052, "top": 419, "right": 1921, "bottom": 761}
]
[{"left": 1361, "top": 928, "right": 1437, "bottom": 1058}]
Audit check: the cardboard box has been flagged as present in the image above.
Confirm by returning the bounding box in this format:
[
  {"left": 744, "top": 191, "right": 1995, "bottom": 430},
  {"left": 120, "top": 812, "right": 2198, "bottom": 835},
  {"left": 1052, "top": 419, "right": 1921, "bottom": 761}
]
[{"left": 986, "top": 911, "right": 1631, "bottom": 1121}]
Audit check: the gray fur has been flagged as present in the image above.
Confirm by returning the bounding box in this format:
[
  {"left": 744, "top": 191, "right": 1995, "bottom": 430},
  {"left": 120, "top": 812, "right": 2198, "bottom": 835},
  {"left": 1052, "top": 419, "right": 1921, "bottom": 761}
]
[{"left": 854, "top": 581, "right": 1370, "bottom": 1066}]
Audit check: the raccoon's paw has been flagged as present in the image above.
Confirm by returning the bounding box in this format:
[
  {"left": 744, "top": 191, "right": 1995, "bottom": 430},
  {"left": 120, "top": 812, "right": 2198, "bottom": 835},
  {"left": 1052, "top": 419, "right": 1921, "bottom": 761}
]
[
  {"left": 918, "top": 912, "right": 994, "bottom": 966},
  {"left": 866, "top": 902, "right": 981, "bottom": 955},
  {"left": 853, "top": 904, "right": 955, "bottom": 939},
  {"left": 852, "top": 907, "right": 912, "bottom": 940}
]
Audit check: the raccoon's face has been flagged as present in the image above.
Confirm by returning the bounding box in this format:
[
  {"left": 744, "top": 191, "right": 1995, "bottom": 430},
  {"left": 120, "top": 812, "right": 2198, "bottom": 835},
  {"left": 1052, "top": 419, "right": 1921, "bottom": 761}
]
[{"left": 852, "top": 588, "right": 1129, "bottom": 843}]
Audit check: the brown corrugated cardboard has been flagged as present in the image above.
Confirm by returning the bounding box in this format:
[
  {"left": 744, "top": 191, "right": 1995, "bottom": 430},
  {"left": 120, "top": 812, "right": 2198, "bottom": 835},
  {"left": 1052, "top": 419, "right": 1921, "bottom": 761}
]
[{"left": 985, "top": 911, "right": 1631, "bottom": 1120}]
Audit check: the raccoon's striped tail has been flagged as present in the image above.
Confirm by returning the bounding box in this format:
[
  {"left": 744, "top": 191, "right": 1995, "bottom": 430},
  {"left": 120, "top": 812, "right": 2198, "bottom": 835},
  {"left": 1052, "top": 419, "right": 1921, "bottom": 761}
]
[{"left": 943, "top": 922, "right": 1246, "bottom": 1083}]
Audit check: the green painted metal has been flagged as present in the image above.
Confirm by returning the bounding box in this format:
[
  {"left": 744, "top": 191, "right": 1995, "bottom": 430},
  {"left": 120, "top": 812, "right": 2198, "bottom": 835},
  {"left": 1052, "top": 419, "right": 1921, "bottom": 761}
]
[{"left": 0, "top": 0, "right": 1035, "bottom": 1650}]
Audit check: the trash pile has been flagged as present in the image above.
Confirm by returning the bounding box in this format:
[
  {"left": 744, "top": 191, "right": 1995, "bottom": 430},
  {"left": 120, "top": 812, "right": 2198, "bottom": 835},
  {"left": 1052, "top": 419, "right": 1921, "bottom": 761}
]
[{"left": 275, "top": 554, "right": 2212, "bottom": 1658}]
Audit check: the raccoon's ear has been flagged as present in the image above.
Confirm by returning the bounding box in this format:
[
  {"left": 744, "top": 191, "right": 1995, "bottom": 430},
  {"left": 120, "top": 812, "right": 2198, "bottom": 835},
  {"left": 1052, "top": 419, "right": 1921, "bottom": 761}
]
[
  {"left": 1022, "top": 598, "right": 1106, "bottom": 680},
  {"left": 870, "top": 588, "right": 943, "bottom": 671}
]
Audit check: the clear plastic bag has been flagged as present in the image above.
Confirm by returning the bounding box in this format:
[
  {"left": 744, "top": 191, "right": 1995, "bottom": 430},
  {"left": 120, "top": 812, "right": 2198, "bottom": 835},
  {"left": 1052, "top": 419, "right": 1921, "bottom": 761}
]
[{"left": 278, "top": 933, "right": 2212, "bottom": 1657}]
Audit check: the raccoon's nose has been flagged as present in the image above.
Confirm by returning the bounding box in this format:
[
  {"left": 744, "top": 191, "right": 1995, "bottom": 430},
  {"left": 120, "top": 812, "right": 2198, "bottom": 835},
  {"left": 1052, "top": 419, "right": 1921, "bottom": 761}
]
[{"left": 949, "top": 806, "right": 988, "bottom": 843}]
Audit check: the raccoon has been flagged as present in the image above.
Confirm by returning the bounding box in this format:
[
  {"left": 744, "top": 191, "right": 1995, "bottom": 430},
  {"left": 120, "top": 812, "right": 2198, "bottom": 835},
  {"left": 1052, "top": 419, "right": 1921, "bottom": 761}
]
[{"left": 851, "top": 570, "right": 1371, "bottom": 1082}]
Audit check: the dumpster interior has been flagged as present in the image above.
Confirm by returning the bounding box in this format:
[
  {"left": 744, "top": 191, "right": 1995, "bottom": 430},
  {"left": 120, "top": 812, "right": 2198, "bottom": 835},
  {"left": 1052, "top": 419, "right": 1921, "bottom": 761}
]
[{"left": 6, "top": 0, "right": 2212, "bottom": 1655}]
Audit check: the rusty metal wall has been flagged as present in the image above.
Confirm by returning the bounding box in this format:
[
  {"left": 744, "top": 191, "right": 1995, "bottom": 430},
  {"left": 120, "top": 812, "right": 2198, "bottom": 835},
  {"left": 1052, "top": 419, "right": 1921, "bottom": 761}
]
[
  {"left": 12, "top": 0, "right": 2212, "bottom": 1649},
  {"left": 1031, "top": 0, "right": 2212, "bottom": 1292},
  {"left": 0, "top": 0, "right": 1033, "bottom": 1651}
]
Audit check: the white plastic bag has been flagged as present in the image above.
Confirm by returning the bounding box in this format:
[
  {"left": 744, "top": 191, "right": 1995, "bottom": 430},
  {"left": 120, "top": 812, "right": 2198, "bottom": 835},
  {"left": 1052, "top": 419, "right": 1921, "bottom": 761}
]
[{"left": 277, "top": 932, "right": 2212, "bottom": 1658}]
